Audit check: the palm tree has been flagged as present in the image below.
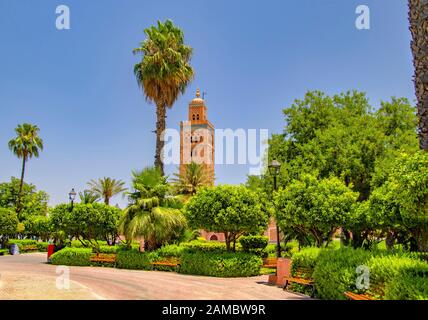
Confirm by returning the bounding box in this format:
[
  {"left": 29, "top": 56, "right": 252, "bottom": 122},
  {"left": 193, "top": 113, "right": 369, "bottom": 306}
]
[
  {"left": 409, "top": 0, "right": 428, "bottom": 150},
  {"left": 133, "top": 20, "right": 194, "bottom": 175},
  {"left": 88, "top": 177, "right": 127, "bottom": 206},
  {"left": 172, "top": 162, "right": 210, "bottom": 196},
  {"left": 119, "top": 167, "right": 186, "bottom": 250},
  {"left": 8, "top": 123, "right": 43, "bottom": 213},
  {"left": 79, "top": 190, "right": 101, "bottom": 204}
]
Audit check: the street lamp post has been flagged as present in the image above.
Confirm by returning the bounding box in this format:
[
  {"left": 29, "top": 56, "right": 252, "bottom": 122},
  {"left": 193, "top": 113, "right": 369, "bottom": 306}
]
[
  {"left": 268, "top": 160, "right": 281, "bottom": 259},
  {"left": 68, "top": 188, "right": 76, "bottom": 212}
]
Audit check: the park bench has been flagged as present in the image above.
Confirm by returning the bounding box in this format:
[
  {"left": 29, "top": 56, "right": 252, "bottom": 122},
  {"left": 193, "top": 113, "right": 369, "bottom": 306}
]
[
  {"left": 150, "top": 258, "right": 180, "bottom": 268},
  {"left": 283, "top": 267, "right": 315, "bottom": 298},
  {"left": 23, "top": 245, "right": 38, "bottom": 252},
  {"left": 344, "top": 291, "right": 374, "bottom": 300},
  {"left": 262, "top": 257, "right": 277, "bottom": 269},
  {"left": 90, "top": 253, "right": 117, "bottom": 264}
]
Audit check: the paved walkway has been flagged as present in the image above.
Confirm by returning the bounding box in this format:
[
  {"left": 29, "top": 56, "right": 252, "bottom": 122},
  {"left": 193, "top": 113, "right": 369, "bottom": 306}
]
[{"left": 0, "top": 253, "right": 309, "bottom": 300}]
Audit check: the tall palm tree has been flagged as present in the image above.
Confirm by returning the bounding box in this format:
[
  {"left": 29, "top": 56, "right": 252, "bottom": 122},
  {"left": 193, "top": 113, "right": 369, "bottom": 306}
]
[
  {"left": 172, "top": 162, "right": 210, "bottom": 196},
  {"left": 8, "top": 123, "right": 43, "bottom": 213},
  {"left": 78, "top": 190, "right": 101, "bottom": 204},
  {"left": 88, "top": 177, "right": 127, "bottom": 206},
  {"left": 119, "top": 166, "right": 185, "bottom": 250},
  {"left": 133, "top": 20, "right": 194, "bottom": 175},
  {"left": 409, "top": 0, "right": 428, "bottom": 151}
]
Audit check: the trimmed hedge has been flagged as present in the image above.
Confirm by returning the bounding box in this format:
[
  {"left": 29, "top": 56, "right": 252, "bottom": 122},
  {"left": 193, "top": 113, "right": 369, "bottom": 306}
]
[
  {"left": 179, "top": 252, "right": 262, "bottom": 277},
  {"left": 312, "top": 248, "right": 374, "bottom": 300},
  {"left": 156, "top": 244, "right": 185, "bottom": 258},
  {"left": 180, "top": 240, "right": 226, "bottom": 253},
  {"left": 367, "top": 255, "right": 428, "bottom": 299},
  {"left": 239, "top": 236, "right": 268, "bottom": 256},
  {"left": 291, "top": 247, "right": 321, "bottom": 273},
  {"left": 292, "top": 247, "right": 428, "bottom": 300},
  {"left": 384, "top": 264, "right": 428, "bottom": 300},
  {"left": 7, "top": 239, "right": 49, "bottom": 252},
  {"left": 116, "top": 249, "right": 153, "bottom": 270},
  {"left": 50, "top": 248, "right": 92, "bottom": 266}
]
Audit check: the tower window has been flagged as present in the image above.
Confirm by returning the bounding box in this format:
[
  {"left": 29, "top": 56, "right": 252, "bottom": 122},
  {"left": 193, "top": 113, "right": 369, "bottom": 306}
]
[
  {"left": 192, "top": 115, "right": 195, "bottom": 121},
  {"left": 196, "top": 114, "right": 200, "bottom": 120}
]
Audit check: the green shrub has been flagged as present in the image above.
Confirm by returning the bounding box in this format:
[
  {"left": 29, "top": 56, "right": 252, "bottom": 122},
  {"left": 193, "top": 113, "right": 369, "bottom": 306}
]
[
  {"left": 367, "top": 255, "right": 428, "bottom": 299},
  {"left": 50, "top": 248, "right": 92, "bottom": 266},
  {"left": 156, "top": 244, "right": 185, "bottom": 258},
  {"left": 384, "top": 264, "right": 428, "bottom": 300},
  {"left": 7, "top": 239, "right": 48, "bottom": 252},
  {"left": 312, "top": 247, "right": 373, "bottom": 300},
  {"left": 179, "top": 252, "right": 262, "bottom": 277},
  {"left": 0, "top": 248, "right": 9, "bottom": 255},
  {"left": 239, "top": 236, "right": 268, "bottom": 256},
  {"left": 94, "top": 245, "right": 118, "bottom": 254},
  {"left": 36, "top": 242, "right": 49, "bottom": 252},
  {"left": 180, "top": 240, "right": 226, "bottom": 253},
  {"left": 291, "top": 247, "right": 322, "bottom": 273},
  {"left": 116, "top": 249, "right": 153, "bottom": 270}
]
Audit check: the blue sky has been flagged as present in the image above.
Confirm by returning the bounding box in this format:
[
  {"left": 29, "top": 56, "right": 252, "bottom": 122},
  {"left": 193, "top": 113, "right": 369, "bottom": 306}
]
[{"left": 0, "top": 0, "right": 414, "bottom": 207}]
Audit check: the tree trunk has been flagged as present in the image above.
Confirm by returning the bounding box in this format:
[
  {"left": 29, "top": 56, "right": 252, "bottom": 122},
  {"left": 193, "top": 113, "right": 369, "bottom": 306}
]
[
  {"left": 17, "top": 156, "right": 27, "bottom": 214},
  {"left": 409, "top": 0, "right": 428, "bottom": 151},
  {"left": 224, "top": 232, "right": 231, "bottom": 251},
  {"left": 155, "top": 102, "right": 166, "bottom": 175},
  {"left": 105, "top": 196, "right": 109, "bottom": 206},
  {"left": 414, "top": 225, "right": 428, "bottom": 252}
]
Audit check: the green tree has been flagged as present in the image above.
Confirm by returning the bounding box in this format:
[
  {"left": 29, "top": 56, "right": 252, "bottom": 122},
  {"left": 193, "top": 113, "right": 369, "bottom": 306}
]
[
  {"left": 370, "top": 151, "right": 428, "bottom": 252},
  {"left": 172, "top": 162, "right": 210, "bottom": 196},
  {"left": 88, "top": 177, "right": 127, "bottom": 205},
  {"left": 275, "top": 175, "right": 358, "bottom": 247},
  {"left": 0, "top": 178, "right": 48, "bottom": 220},
  {"left": 49, "top": 203, "right": 121, "bottom": 249},
  {"left": 23, "top": 215, "right": 51, "bottom": 241},
  {"left": 8, "top": 123, "right": 43, "bottom": 213},
  {"left": 185, "top": 185, "right": 269, "bottom": 251},
  {"left": 133, "top": 20, "right": 194, "bottom": 175},
  {"left": 0, "top": 208, "right": 19, "bottom": 247},
  {"left": 268, "top": 92, "right": 417, "bottom": 199},
  {"left": 79, "top": 190, "right": 101, "bottom": 204},
  {"left": 119, "top": 166, "right": 186, "bottom": 251}
]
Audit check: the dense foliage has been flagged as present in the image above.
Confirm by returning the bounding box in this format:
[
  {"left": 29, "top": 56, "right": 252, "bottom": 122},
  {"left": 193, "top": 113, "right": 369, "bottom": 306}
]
[
  {"left": 276, "top": 175, "right": 358, "bottom": 247},
  {"left": 179, "top": 252, "right": 262, "bottom": 277},
  {"left": 185, "top": 185, "right": 268, "bottom": 251},
  {"left": 49, "top": 203, "right": 122, "bottom": 249},
  {"left": 0, "top": 208, "right": 19, "bottom": 246},
  {"left": 0, "top": 178, "right": 48, "bottom": 220}
]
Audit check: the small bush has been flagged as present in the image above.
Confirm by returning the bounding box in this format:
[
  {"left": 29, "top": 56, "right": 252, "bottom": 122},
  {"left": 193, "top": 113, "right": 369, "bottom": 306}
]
[
  {"left": 384, "top": 264, "right": 428, "bottom": 300},
  {"left": 367, "top": 255, "right": 428, "bottom": 299},
  {"left": 180, "top": 240, "right": 226, "bottom": 253},
  {"left": 312, "top": 247, "right": 373, "bottom": 300},
  {"left": 116, "top": 249, "right": 152, "bottom": 270},
  {"left": 179, "top": 252, "right": 262, "bottom": 277},
  {"left": 239, "top": 236, "right": 268, "bottom": 256},
  {"left": 50, "top": 248, "right": 92, "bottom": 266},
  {"left": 156, "top": 244, "right": 185, "bottom": 258},
  {"left": 36, "top": 242, "right": 49, "bottom": 252},
  {"left": 94, "top": 245, "right": 118, "bottom": 254},
  {"left": 291, "top": 247, "right": 322, "bottom": 272}
]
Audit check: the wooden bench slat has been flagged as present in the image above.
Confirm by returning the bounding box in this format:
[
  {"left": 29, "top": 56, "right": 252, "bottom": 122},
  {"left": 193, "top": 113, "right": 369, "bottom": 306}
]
[
  {"left": 344, "top": 291, "right": 374, "bottom": 300},
  {"left": 284, "top": 276, "right": 314, "bottom": 285}
]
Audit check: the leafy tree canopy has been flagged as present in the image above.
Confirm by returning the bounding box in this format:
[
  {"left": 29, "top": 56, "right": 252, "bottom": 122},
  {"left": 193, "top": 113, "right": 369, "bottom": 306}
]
[
  {"left": 267, "top": 91, "right": 418, "bottom": 201},
  {"left": 0, "top": 177, "right": 49, "bottom": 220},
  {"left": 275, "top": 174, "right": 358, "bottom": 247},
  {"left": 184, "top": 185, "right": 269, "bottom": 251}
]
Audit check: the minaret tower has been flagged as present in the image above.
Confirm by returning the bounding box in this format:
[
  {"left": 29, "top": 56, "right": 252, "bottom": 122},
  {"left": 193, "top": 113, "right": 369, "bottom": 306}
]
[{"left": 179, "top": 89, "right": 215, "bottom": 185}]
